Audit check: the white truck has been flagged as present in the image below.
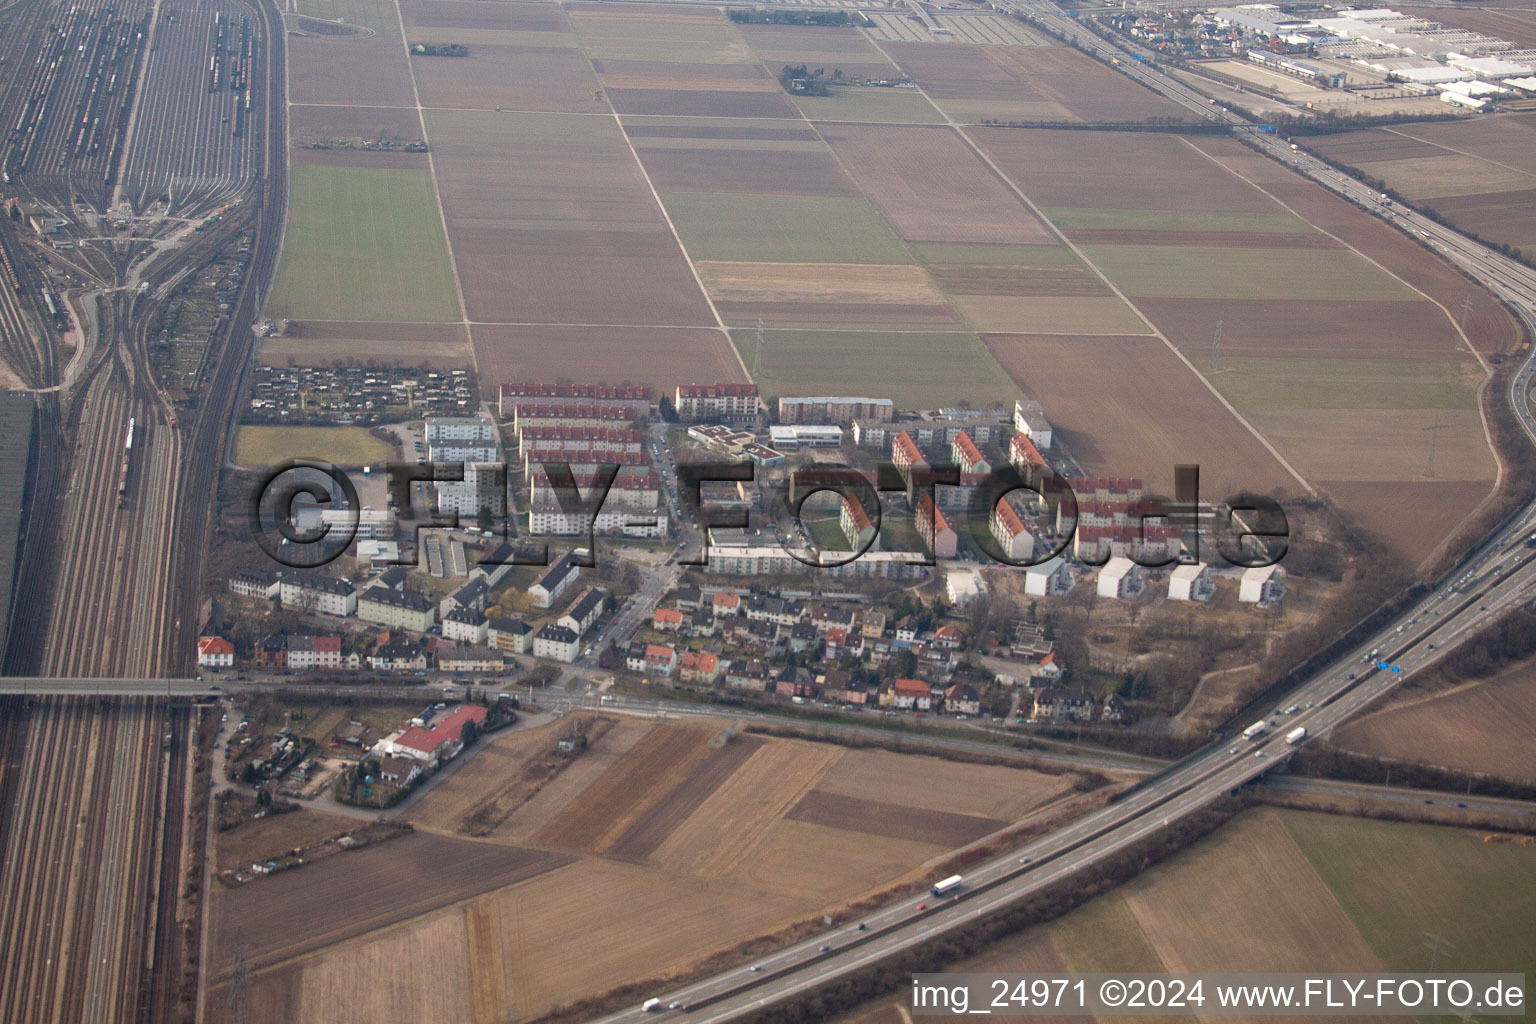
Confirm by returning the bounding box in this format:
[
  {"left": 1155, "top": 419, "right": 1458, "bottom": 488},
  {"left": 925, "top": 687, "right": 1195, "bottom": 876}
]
[
  {"left": 643, "top": 997, "right": 663, "bottom": 1012},
  {"left": 931, "top": 874, "right": 963, "bottom": 897},
  {"left": 1285, "top": 726, "right": 1307, "bottom": 746},
  {"left": 1241, "top": 721, "right": 1268, "bottom": 741}
]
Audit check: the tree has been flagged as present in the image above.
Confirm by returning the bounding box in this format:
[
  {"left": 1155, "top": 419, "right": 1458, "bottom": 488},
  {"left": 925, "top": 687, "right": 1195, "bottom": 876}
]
[{"left": 460, "top": 718, "right": 479, "bottom": 747}]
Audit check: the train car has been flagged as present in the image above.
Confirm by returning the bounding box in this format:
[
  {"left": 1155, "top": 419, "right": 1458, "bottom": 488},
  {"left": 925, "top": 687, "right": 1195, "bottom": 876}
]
[{"left": 117, "top": 417, "right": 134, "bottom": 508}]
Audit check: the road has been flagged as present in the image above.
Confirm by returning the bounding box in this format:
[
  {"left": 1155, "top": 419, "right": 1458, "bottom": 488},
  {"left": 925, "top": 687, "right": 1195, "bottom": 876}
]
[{"left": 1259, "top": 774, "right": 1536, "bottom": 819}]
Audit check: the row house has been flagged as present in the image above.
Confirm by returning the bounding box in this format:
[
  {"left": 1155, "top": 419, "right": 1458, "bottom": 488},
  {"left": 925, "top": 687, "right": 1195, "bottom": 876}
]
[
  {"left": 443, "top": 606, "right": 490, "bottom": 645},
  {"left": 229, "top": 571, "right": 280, "bottom": 601},
  {"left": 528, "top": 468, "right": 659, "bottom": 509},
  {"left": 440, "top": 577, "right": 489, "bottom": 620},
  {"left": 519, "top": 426, "right": 644, "bottom": 458},
  {"left": 498, "top": 383, "right": 650, "bottom": 420},
  {"left": 950, "top": 431, "right": 991, "bottom": 476},
  {"left": 358, "top": 588, "right": 436, "bottom": 633},
  {"left": 511, "top": 403, "right": 636, "bottom": 443},
  {"left": 916, "top": 496, "right": 958, "bottom": 560},
  {"left": 521, "top": 449, "right": 650, "bottom": 487},
  {"left": 992, "top": 498, "right": 1035, "bottom": 562},
  {"left": 435, "top": 462, "right": 506, "bottom": 518},
  {"left": 840, "top": 491, "right": 877, "bottom": 551},
  {"left": 436, "top": 644, "right": 506, "bottom": 673},
  {"left": 1058, "top": 476, "right": 1143, "bottom": 504},
  {"left": 626, "top": 643, "right": 678, "bottom": 676},
  {"left": 527, "top": 505, "right": 667, "bottom": 539},
  {"left": 253, "top": 634, "right": 288, "bottom": 670},
  {"left": 1032, "top": 687, "right": 1095, "bottom": 722},
  {"left": 1024, "top": 555, "right": 1075, "bottom": 597},
  {"left": 287, "top": 635, "right": 343, "bottom": 670},
  {"left": 1013, "top": 400, "right": 1053, "bottom": 450},
  {"left": 674, "top": 383, "right": 761, "bottom": 423},
  {"left": 775, "top": 666, "right": 817, "bottom": 698},
  {"left": 746, "top": 596, "right": 804, "bottom": 627},
  {"left": 724, "top": 659, "right": 769, "bottom": 691},
  {"left": 1009, "top": 433, "right": 1048, "bottom": 480},
  {"left": 891, "top": 430, "right": 927, "bottom": 493},
  {"left": 528, "top": 552, "right": 580, "bottom": 608},
  {"left": 777, "top": 396, "right": 893, "bottom": 425},
  {"left": 371, "top": 642, "right": 428, "bottom": 673},
  {"left": 424, "top": 414, "right": 495, "bottom": 445},
  {"left": 558, "top": 587, "right": 606, "bottom": 637},
  {"left": 489, "top": 617, "right": 533, "bottom": 655},
  {"left": 279, "top": 573, "right": 358, "bottom": 617},
  {"left": 811, "top": 607, "right": 856, "bottom": 633},
  {"left": 533, "top": 623, "right": 580, "bottom": 663},
  {"left": 1073, "top": 524, "right": 1182, "bottom": 565},
  {"left": 712, "top": 591, "right": 742, "bottom": 616},
  {"left": 883, "top": 678, "right": 936, "bottom": 711},
  {"left": 428, "top": 440, "right": 502, "bottom": 464}
]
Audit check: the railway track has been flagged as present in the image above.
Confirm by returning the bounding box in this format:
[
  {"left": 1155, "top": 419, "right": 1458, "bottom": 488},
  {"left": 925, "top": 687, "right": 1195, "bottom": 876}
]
[{"left": 0, "top": 697, "right": 169, "bottom": 1023}]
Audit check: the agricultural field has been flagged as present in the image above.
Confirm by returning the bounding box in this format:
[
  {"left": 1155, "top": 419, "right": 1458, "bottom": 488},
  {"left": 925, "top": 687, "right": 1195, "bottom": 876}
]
[
  {"left": 266, "top": 164, "right": 460, "bottom": 323},
  {"left": 790, "top": 87, "right": 947, "bottom": 124},
  {"left": 259, "top": 321, "right": 473, "bottom": 369},
  {"left": 983, "top": 334, "right": 1298, "bottom": 498},
  {"left": 212, "top": 719, "right": 1088, "bottom": 1022},
  {"left": 423, "top": 108, "right": 714, "bottom": 327},
  {"left": 833, "top": 809, "right": 1536, "bottom": 1024},
  {"left": 1332, "top": 658, "right": 1536, "bottom": 783},
  {"left": 1309, "top": 117, "right": 1536, "bottom": 258},
  {"left": 974, "top": 129, "right": 1502, "bottom": 561},
  {"left": 734, "top": 328, "right": 1021, "bottom": 407},
  {"left": 234, "top": 425, "right": 393, "bottom": 469},
  {"left": 876, "top": 42, "right": 1193, "bottom": 124},
  {"left": 698, "top": 262, "right": 959, "bottom": 329},
  {"left": 660, "top": 192, "right": 911, "bottom": 264}
]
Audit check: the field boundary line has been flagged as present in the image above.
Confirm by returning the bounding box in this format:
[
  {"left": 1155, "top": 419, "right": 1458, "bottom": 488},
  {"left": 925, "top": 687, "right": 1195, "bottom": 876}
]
[
  {"left": 859, "top": 29, "right": 1313, "bottom": 493},
  {"left": 1181, "top": 135, "right": 1505, "bottom": 568},
  {"left": 390, "top": 0, "right": 475, "bottom": 380},
  {"left": 1380, "top": 125, "right": 1536, "bottom": 186},
  {"left": 570, "top": 47, "right": 752, "bottom": 382}
]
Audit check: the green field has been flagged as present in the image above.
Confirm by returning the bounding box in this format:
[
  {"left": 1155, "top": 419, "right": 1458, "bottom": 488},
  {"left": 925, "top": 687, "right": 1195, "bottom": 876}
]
[
  {"left": 795, "top": 87, "right": 946, "bottom": 124},
  {"left": 662, "top": 192, "right": 910, "bottom": 264},
  {"left": 732, "top": 328, "right": 1019, "bottom": 407},
  {"left": 1081, "top": 245, "right": 1420, "bottom": 301},
  {"left": 1283, "top": 813, "right": 1536, "bottom": 976},
  {"left": 235, "top": 425, "right": 394, "bottom": 469},
  {"left": 295, "top": 0, "right": 401, "bottom": 38},
  {"left": 908, "top": 242, "right": 1077, "bottom": 266},
  {"left": 1210, "top": 356, "right": 1483, "bottom": 412},
  {"left": 267, "top": 164, "right": 460, "bottom": 323},
  {"left": 1045, "top": 207, "right": 1310, "bottom": 233}
]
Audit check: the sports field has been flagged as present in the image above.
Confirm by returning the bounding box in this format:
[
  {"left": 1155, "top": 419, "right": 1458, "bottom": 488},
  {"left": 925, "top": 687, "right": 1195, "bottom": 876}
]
[
  {"left": 732, "top": 328, "right": 1020, "bottom": 407},
  {"left": 267, "top": 164, "right": 460, "bottom": 323},
  {"left": 234, "top": 425, "right": 393, "bottom": 469}
]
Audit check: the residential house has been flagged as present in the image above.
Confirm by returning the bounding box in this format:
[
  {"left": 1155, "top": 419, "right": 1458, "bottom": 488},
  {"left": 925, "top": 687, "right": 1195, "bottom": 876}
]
[
  {"left": 1024, "top": 555, "right": 1074, "bottom": 597},
  {"left": 527, "top": 552, "right": 580, "bottom": 609},
  {"left": 489, "top": 617, "right": 533, "bottom": 655},
  {"left": 724, "top": 659, "right": 769, "bottom": 691},
  {"left": 440, "top": 577, "right": 490, "bottom": 620},
  {"left": 372, "top": 704, "right": 487, "bottom": 767},
  {"left": 932, "top": 624, "right": 965, "bottom": 650},
  {"left": 357, "top": 587, "right": 436, "bottom": 632},
  {"left": 279, "top": 573, "right": 358, "bottom": 617},
  {"left": 287, "top": 635, "right": 342, "bottom": 671},
  {"left": 886, "top": 677, "right": 935, "bottom": 711},
  {"left": 862, "top": 611, "right": 886, "bottom": 640},
  {"left": 916, "top": 497, "right": 958, "bottom": 560},
  {"left": 371, "top": 642, "right": 428, "bottom": 673},
  {"left": 436, "top": 644, "right": 506, "bottom": 673},
  {"left": 442, "top": 606, "right": 490, "bottom": 645},
  {"left": 1032, "top": 687, "right": 1095, "bottom": 722},
  {"left": 991, "top": 498, "right": 1035, "bottom": 562},
  {"left": 643, "top": 643, "right": 678, "bottom": 676},
  {"left": 1168, "top": 563, "right": 1215, "bottom": 602},
  {"left": 375, "top": 756, "right": 421, "bottom": 787},
  {"left": 679, "top": 650, "right": 721, "bottom": 685},
  {"left": 1101, "top": 693, "right": 1132, "bottom": 724},
  {"left": 253, "top": 634, "right": 287, "bottom": 670},
  {"left": 652, "top": 608, "right": 684, "bottom": 632},
  {"left": 775, "top": 666, "right": 817, "bottom": 698},
  {"left": 1239, "top": 564, "right": 1286, "bottom": 605},
  {"left": 1097, "top": 557, "right": 1145, "bottom": 600},
  {"left": 533, "top": 624, "right": 580, "bottom": 663},
  {"left": 228, "top": 571, "right": 280, "bottom": 600},
  {"left": 196, "top": 636, "right": 234, "bottom": 668},
  {"left": 944, "top": 682, "right": 981, "bottom": 716},
  {"left": 558, "top": 587, "right": 606, "bottom": 637}
]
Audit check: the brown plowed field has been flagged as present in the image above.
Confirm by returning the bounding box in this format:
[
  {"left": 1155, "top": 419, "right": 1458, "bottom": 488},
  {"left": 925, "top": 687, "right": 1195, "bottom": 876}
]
[
  {"left": 472, "top": 324, "right": 744, "bottom": 399},
  {"left": 593, "top": 58, "right": 771, "bottom": 79},
  {"left": 291, "top": 104, "right": 423, "bottom": 143},
  {"left": 402, "top": 0, "right": 571, "bottom": 32},
  {"left": 929, "top": 261, "right": 1110, "bottom": 297},
  {"left": 497, "top": 718, "right": 655, "bottom": 842},
  {"left": 811, "top": 748, "right": 1076, "bottom": 820},
  {"left": 882, "top": 42, "right": 1188, "bottom": 124},
  {"left": 725, "top": 818, "right": 943, "bottom": 905},
  {"left": 649, "top": 737, "right": 844, "bottom": 878},
  {"left": 787, "top": 790, "right": 1005, "bottom": 846},
  {"left": 607, "top": 88, "right": 802, "bottom": 118},
  {"left": 636, "top": 147, "right": 859, "bottom": 196},
  {"left": 1064, "top": 227, "right": 1339, "bottom": 248},
  {"left": 983, "top": 333, "right": 1297, "bottom": 495},
  {"left": 412, "top": 45, "right": 607, "bottom": 113},
  {"left": 1133, "top": 297, "right": 1463, "bottom": 360},
  {"left": 1309, "top": 130, "right": 1443, "bottom": 164},
  {"left": 607, "top": 734, "right": 767, "bottom": 861},
  {"left": 289, "top": 148, "right": 429, "bottom": 169},
  {"left": 626, "top": 123, "right": 819, "bottom": 142},
  {"left": 210, "top": 832, "right": 572, "bottom": 972},
  {"left": 1182, "top": 135, "right": 1525, "bottom": 357},
  {"left": 288, "top": 37, "right": 415, "bottom": 107},
  {"left": 698, "top": 261, "right": 956, "bottom": 327},
  {"left": 972, "top": 128, "right": 1272, "bottom": 212},
  {"left": 817, "top": 123, "right": 1055, "bottom": 245},
  {"left": 1332, "top": 659, "right": 1536, "bottom": 783},
  {"left": 259, "top": 320, "right": 472, "bottom": 367},
  {"left": 425, "top": 109, "right": 716, "bottom": 325},
  {"left": 214, "top": 806, "right": 358, "bottom": 873},
  {"left": 1317, "top": 479, "right": 1488, "bottom": 565},
  {"left": 531, "top": 724, "right": 715, "bottom": 854}
]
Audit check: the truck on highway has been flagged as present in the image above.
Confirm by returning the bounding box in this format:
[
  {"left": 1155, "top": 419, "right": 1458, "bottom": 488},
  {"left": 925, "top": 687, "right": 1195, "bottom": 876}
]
[
  {"left": 643, "top": 997, "right": 662, "bottom": 1012},
  {"left": 1241, "top": 721, "right": 1268, "bottom": 741},
  {"left": 932, "top": 874, "right": 963, "bottom": 897},
  {"left": 1285, "top": 727, "right": 1307, "bottom": 745}
]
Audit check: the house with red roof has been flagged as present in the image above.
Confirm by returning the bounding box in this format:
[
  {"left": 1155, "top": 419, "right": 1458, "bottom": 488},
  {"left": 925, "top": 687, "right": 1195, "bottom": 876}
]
[
  {"left": 196, "top": 636, "right": 234, "bottom": 668},
  {"left": 372, "top": 704, "right": 487, "bottom": 768}
]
